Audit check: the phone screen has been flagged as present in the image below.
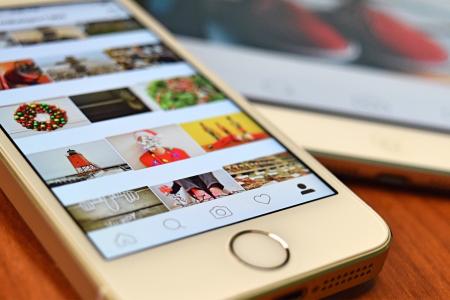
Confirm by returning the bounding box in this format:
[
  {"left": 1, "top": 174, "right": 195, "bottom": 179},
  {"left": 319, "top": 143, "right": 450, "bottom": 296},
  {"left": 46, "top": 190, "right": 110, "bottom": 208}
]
[{"left": 0, "top": 0, "right": 335, "bottom": 259}]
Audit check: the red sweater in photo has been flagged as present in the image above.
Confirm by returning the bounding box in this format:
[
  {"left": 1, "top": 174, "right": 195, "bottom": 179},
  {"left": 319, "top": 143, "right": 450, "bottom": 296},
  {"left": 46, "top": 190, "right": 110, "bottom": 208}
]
[{"left": 139, "top": 148, "right": 190, "bottom": 168}]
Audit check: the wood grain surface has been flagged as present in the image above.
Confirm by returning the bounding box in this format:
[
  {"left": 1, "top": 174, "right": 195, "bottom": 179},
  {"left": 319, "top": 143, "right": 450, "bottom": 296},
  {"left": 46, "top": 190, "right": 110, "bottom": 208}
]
[{"left": 0, "top": 178, "right": 449, "bottom": 300}]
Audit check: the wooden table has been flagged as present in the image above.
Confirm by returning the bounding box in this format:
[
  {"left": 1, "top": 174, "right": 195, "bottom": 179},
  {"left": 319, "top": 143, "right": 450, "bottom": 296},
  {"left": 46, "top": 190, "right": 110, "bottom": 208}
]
[{"left": 0, "top": 178, "right": 449, "bottom": 299}]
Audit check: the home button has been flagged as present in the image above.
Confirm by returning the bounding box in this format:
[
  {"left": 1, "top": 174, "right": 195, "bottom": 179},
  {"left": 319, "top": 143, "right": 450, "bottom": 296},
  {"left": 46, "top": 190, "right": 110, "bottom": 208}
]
[{"left": 229, "top": 230, "right": 290, "bottom": 270}]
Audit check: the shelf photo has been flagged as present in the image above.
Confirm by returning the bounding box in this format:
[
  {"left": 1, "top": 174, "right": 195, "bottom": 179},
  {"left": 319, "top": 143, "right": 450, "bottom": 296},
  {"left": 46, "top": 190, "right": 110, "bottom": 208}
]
[
  {"left": 224, "top": 152, "right": 311, "bottom": 191},
  {"left": 105, "top": 43, "right": 181, "bottom": 70},
  {"left": 36, "top": 51, "right": 122, "bottom": 82},
  {"left": 9, "top": 25, "right": 87, "bottom": 45},
  {"left": 84, "top": 19, "right": 143, "bottom": 36}
]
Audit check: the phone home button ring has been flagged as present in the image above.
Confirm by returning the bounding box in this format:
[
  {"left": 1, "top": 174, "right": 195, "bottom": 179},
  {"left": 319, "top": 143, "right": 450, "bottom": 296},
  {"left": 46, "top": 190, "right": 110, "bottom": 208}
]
[{"left": 229, "top": 230, "right": 290, "bottom": 270}]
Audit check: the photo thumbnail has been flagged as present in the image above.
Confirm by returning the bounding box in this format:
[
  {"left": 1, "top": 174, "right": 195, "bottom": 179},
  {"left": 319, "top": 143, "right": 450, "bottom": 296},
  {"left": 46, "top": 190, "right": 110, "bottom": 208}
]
[
  {"left": 67, "top": 187, "right": 168, "bottom": 232},
  {"left": 107, "top": 125, "right": 205, "bottom": 170},
  {"left": 27, "top": 140, "right": 131, "bottom": 188},
  {"left": 84, "top": 19, "right": 143, "bottom": 36},
  {"left": 181, "top": 112, "right": 269, "bottom": 152},
  {"left": 105, "top": 43, "right": 181, "bottom": 70},
  {"left": 0, "top": 59, "right": 52, "bottom": 90},
  {"left": 145, "top": 74, "right": 226, "bottom": 110},
  {"left": 37, "top": 51, "right": 122, "bottom": 81},
  {"left": 224, "top": 152, "right": 310, "bottom": 191},
  {"left": 9, "top": 26, "right": 87, "bottom": 45},
  {"left": 151, "top": 170, "right": 244, "bottom": 209},
  {"left": 0, "top": 32, "right": 17, "bottom": 48},
  {"left": 0, "top": 19, "right": 143, "bottom": 48},
  {"left": 0, "top": 97, "right": 90, "bottom": 139},
  {"left": 69, "top": 88, "right": 151, "bottom": 123}
]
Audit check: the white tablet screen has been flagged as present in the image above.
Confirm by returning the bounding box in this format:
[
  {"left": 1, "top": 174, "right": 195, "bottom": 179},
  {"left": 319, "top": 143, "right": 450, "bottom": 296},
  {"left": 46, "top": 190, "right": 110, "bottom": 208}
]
[{"left": 138, "top": 0, "right": 450, "bottom": 133}]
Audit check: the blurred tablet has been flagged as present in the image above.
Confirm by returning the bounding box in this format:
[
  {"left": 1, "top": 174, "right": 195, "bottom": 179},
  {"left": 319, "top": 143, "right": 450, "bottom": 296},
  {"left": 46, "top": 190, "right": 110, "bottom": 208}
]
[{"left": 137, "top": 0, "right": 450, "bottom": 189}]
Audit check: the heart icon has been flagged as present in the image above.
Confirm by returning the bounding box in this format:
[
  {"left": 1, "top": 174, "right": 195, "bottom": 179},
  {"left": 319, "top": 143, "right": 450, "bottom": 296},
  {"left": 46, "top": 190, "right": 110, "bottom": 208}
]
[
  {"left": 253, "top": 194, "right": 271, "bottom": 205},
  {"left": 114, "top": 233, "right": 137, "bottom": 247}
]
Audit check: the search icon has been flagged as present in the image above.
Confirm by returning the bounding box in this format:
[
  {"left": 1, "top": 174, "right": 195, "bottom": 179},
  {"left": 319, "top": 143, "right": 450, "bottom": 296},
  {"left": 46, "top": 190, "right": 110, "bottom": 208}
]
[{"left": 163, "top": 218, "right": 185, "bottom": 230}]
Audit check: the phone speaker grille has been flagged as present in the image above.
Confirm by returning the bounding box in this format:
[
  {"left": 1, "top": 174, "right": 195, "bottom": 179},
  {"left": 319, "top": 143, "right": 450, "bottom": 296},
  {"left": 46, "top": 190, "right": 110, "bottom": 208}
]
[{"left": 311, "top": 263, "right": 374, "bottom": 295}]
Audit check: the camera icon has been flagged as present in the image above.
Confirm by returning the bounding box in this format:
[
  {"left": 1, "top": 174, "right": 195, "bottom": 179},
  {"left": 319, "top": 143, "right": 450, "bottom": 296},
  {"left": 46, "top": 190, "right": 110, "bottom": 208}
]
[{"left": 209, "top": 206, "right": 233, "bottom": 219}]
